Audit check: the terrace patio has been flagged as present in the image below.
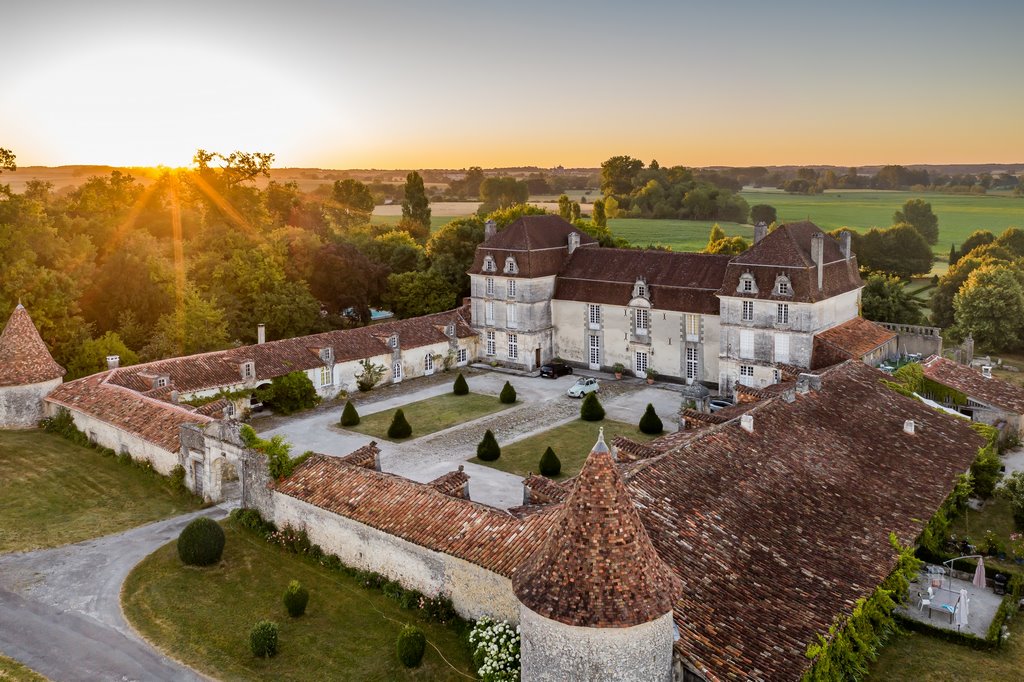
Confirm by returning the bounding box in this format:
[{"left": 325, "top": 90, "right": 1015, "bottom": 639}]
[{"left": 897, "top": 566, "right": 1004, "bottom": 639}]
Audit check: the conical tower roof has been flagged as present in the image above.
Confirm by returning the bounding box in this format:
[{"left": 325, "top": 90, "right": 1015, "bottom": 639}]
[
  {"left": 0, "top": 304, "right": 66, "bottom": 387},
  {"left": 512, "top": 430, "right": 682, "bottom": 627}
]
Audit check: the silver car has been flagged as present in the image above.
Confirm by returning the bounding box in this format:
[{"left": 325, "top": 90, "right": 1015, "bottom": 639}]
[{"left": 567, "top": 377, "right": 600, "bottom": 398}]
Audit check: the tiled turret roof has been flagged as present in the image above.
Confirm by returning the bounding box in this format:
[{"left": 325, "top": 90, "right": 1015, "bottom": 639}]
[
  {"left": 512, "top": 431, "right": 682, "bottom": 628},
  {"left": 0, "top": 304, "right": 66, "bottom": 387}
]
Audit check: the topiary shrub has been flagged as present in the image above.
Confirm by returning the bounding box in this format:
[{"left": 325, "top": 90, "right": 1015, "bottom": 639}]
[
  {"left": 477, "top": 429, "right": 501, "bottom": 461},
  {"left": 249, "top": 620, "right": 279, "bottom": 658},
  {"left": 177, "top": 517, "right": 226, "bottom": 566},
  {"left": 396, "top": 625, "right": 426, "bottom": 668},
  {"left": 639, "top": 403, "right": 663, "bottom": 434},
  {"left": 499, "top": 381, "right": 517, "bottom": 404},
  {"left": 580, "top": 392, "right": 605, "bottom": 421},
  {"left": 387, "top": 409, "right": 412, "bottom": 439},
  {"left": 340, "top": 400, "right": 360, "bottom": 427},
  {"left": 539, "top": 447, "right": 561, "bottom": 477},
  {"left": 453, "top": 372, "right": 469, "bottom": 395},
  {"left": 283, "top": 579, "right": 309, "bottom": 617}
]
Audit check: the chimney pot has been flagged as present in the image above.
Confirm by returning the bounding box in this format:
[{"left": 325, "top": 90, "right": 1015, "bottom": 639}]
[
  {"left": 568, "top": 231, "right": 581, "bottom": 254},
  {"left": 740, "top": 414, "right": 754, "bottom": 433},
  {"left": 982, "top": 365, "right": 992, "bottom": 378},
  {"left": 796, "top": 373, "right": 822, "bottom": 393},
  {"left": 903, "top": 419, "right": 916, "bottom": 435},
  {"left": 811, "top": 232, "right": 824, "bottom": 289},
  {"left": 106, "top": 355, "right": 120, "bottom": 370},
  {"left": 257, "top": 323, "right": 266, "bottom": 345},
  {"left": 840, "top": 231, "right": 852, "bottom": 260}
]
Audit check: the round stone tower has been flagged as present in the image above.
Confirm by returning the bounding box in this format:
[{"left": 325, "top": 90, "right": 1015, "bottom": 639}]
[
  {"left": 512, "top": 430, "right": 683, "bottom": 681},
  {"left": 0, "top": 303, "right": 66, "bottom": 428}
]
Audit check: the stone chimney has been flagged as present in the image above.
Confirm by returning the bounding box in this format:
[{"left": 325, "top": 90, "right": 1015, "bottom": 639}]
[
  {"left": 740, "top": 414, "right": 754, "bottom": 433},
  {"left": 796, "top": 373, "right": 822, "bottom": 394},
  {"left": 257, "top": 323, "right": 266, "bottom": 345},
  {"left": 484, "top": 219, "right": 497, "bottom": 241},
  {"left": 839, "top": 231, "right": 852, "bottom": 260},
  {"left": 170, "top": 390, "right": 179, "bottom": 404},
  {"left": 754, "top": 221, "right": 768, "bottom": 244},
  {"left": 903, "top": 419, "right": 916, "bottom": 435},
  {"left": 106, "top": 355, "right": 120, "bottom": 370},
  {"left": 810, "top": 232, "right": 824, "bottom": 290},
  {"left": 568, "top": 231, "right": 581, "bottom": 254},
  {"left": 982, "top": 365, "right": 993, "bottom": 378}
]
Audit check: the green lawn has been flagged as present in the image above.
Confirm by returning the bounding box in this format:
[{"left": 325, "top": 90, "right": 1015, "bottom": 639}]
[
  {"left": 0, "top": 653, "right": 47, "bottom": 681},
  {"left": 0, "top": 430, "right": 202, "bottom": 553},
  {"left": 122, "top": 521, "right": 474, "bottom": 681},
  {"left": 472, "top": 418, "right": 659, "bottom": 480},
  {"left": 372, "top": 215, "right": 456, "bottom": 233},
  {"left": 608, "top": 218, "right": 751, "bottom": 252},
  {"left": 344, "top": 392, "right": 513, "bottom": 442}
]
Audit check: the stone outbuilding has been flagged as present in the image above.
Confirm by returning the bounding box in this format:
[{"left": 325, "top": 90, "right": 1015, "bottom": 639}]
[
  {"left": 0, "top": 303, "right": 65, "bottom": 428},
  {"left": 921, "top": 354, "right": 1024, "bottom": 439}
]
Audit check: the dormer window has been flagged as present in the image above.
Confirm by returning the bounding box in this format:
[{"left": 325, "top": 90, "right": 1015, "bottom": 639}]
[
  {"left": 320, "top": 347, "right": 333, "bottom": 364},
  {"left": 446, "top": 323, "right": 455, "bottom": 336},
  {"left": 634, "top": 278, "right": 648, "bottom": 299},
  {"left": 154, "top": 377, "right": 168, "bottom": 388},
  {"left": 774, "top": 275, "right": 792, "bottom": 296},
  {"left": 387, "top": 335, "right": 398, "bottom": 349},
  {"left": 483, "top": 256, "right": 496, "bottom": 272},
  {"left": 738, "top": 273, "right": 757, "bottom": 295},
  {"left": 241, "top": 361, "right": 255, "bottom": 380},
  {"left": 504, "top": 256, "right": 518, "bottom": 274}
]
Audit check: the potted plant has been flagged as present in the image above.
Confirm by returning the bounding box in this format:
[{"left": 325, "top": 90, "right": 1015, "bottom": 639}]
[
  {"left": 1010, "top": 533, "right": 1024, "bottom": 564},
  {"left": 645, "top": 367, "right": 656, "bottom": 385},
  {"left": 612, "top": 362, "right": 625, "bottom": 379}
]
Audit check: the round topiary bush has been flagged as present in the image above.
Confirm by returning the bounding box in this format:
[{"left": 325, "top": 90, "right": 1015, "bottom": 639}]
[
  {"left": 499, "top": 381, "right": 517, "bottom": 404},
  {"left": 580, "top": 392, "right": 605, "bottom": 421},
  {"left": 638, "top": 403, "right": 663, "bottom": 434},
  {"left": 396, "top": 625, "right": 426, "bottom": 668},
  {"left": 477, "top": 429, "right": 501, "bottom": 462},
  {"left": 249, "top": 620, "right": 279, "bottom": 658},
  {"left": 283, "top": 579, "right": 309, "bottom": 617},
  {"left": 177, "top": 516, "right": 226, "bottom": 566},
  {"left": 539, "top": 447, "right": 561, "bottom": 477},
  {"left": 387, "top": 409, "right": 412, "bottom": 439},
  {"left": 453, "top": 372, "right": 469, "bottom": 395},
  {"left": 340, "top": 400, "right": 360, "bottom": 427}
]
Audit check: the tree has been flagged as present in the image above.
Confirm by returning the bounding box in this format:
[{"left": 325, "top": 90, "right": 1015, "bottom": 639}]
[
  {"left": 340, "top": 400, "right": 360, "bottom": 427},
  {"left": 329, "top": 179, "right": 375, "bottom": 229},
  {"left": 0, "top": 148, "right": 15, "bottom": 173},
  {"left": 401, "top": 171, "right": 431, "bottom": 234},
  {"left": 66, "top": 332, "right": 140, "bottom": 380},
  {"left": 750, "top": 204, "right": 777, "bottom": 225},
  {"left": 478, "top": 177, "right": 528, "bottom": 213},
  {"left": 857, "top": 225, "right": 933, "bottom": 278},
  {"left": 638, "top": 403, "right": 663, "bottom": 434},
  {"left": 893, "top": 199, "right": 939, "bottom": 244},
  {"left": 368, "top": 230, "right": 425, "bottom": 274},
  {"left": 448, "top": 166, "right": 485, "bottom": 199},
  {"left": 453, "top": 372, "right": 469, "bottom": 395},
  {"left": 948, "top": 243, "right": 958, "bottom": 267},
  {"left": 144, "top": 286, "right": 229, "bottom": 359},
  {"left": 476, "top": 429, "right": 500, "bottom": 461},
  {"left": 996, "top": 227, "right": 1024, "bottom": 257},
  {"left": 308, "top": 240, "right": 387, "bottom": 321},
  {"left": 592, "top": 199, "right": 607, "bottom": 228},
  {"left": 499, "top": 381, "right": 517, "bottom": 404},
  {"left": 538, "top": 447, "right": 561, "bottom": 477},
  {"left": 426, "top": 217, "right": 485, "bottom": 297},
  {"left": 931, "top": 256, "right": 988, "bottom": 328},
  {"left": 557, "top": 194, "right": 572, "bottom": 220},
  {"left": 705, "top": 236, "right": 750, "bottom": 255},
  {"left": 706, "top": 224, "right": 726, "bottom": 246},
  {"left": 387, "top": 409, "right": 412, "bottom": 439},
  {"left": 381, "top": 270, "right": 457, "bottom": 319},
  {"left": 570, "top": 201, "right": 581, "bottom": 221},
  {"left": 954, "top": 265, "right": 1024, "bottom": 351},
  {"left": 580, "top": 392, "right": 605, "bottom": 421},
  {"left": 283, "top": 580, "right": 309, "bottom": 618},
  {"left": 958, "top": 230, "right": 995, "bottom": 259},
  {"left": 258, "top": 371, "right": 321, "bottom": 415},
  {"left": 861, "top": 274, "right": 923, "bottom": 325},
  {"left": 600, "top": 156, "right": 644, "bottom": 196},
  {"left": 193, "top": 149, "right": 274, "bottom": 187}
]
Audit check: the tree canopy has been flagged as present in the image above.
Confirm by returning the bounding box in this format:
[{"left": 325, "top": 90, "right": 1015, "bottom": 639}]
[
  {"left": 893, "top": 199, "right": 939, "bottom": 245},
  {"left": 861, "top": 274, "right": 923, "bottom": 325},
  {"left": 401, "top": 171, "right": 431, "bottom": 233}
]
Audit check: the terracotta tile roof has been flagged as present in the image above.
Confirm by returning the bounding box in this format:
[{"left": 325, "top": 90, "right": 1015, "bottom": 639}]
[
  {"left": 522, "top": 474, "right": 570, "bottom": 505},
  {"left": 276, "top": 454, "right": 557, "bottom": 577},
  {"left": 624, "top": 360, "right": 984, "bottom": 680},
  {"left": 194, "top": 399, "right": 229, "bottom": 418},
  {"left": 46, "top": 372, "right": 212, "bottom": 452},
  {"left": 0, "top": 304, "right": 66, "bottom": 387},
  {"left": 338, "top": 442, "right": 381, "bottom": 470},
  {"left": 610, "top": 435, "right": 661, "bottom": 462},
  {"left": 512, "top": 434, "right": 683, "bottom": 628},
  {"left": 922, "top": 355, "right": 1024, "bottom": 413},
  {"left": 555, "top": 250, "right": 732, "bottom": 315},
  {"left": 719, "top": 222, "right": 862, "bottom": 304},
  {"left": 427, "top": 466, "right": 471, "bottom": 499},
  {"left": 470, "top": 216, "right": 596, "bottom": 278},
  {"left": 814, "top": 317, "right": 896, "bottom": 361}
]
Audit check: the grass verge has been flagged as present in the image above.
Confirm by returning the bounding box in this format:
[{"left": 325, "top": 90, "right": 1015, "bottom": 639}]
[
  {"left": 472, "top": 418, "right": 658, "bottom": 480},
  {"left": 345, "top": 392, "right": 512, "bottom": 442},
  {"left": 0, "top": 430, "right": 201, "bottom": 553},
  {"left": 0, "top": 653, "right": 48, "bottom": 681},
  {"left": 121, "top": 520, "right": 473, "bottom": 681}
]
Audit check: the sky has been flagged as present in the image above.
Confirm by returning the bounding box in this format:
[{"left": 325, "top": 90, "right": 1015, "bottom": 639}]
[{"left": 2, "top": 0, "right": 1023, "bottom": 169}]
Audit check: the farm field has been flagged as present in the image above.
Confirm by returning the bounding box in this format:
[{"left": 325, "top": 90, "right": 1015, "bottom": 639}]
[{"left": 608, "top": 218, "right": 751, "bottom": 252}]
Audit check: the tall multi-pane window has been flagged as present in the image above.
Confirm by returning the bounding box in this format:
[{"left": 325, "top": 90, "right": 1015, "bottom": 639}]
[
  {"left": 588, "top": 304, "right": 601, "bottom": 325},
  {"left": 635, "top": 351, "right": 649, "bottom": 375},
  {"left": 486, "top": 331, "right": 495, "bottom": 356},
  {"left": 739, "top": 365, "right": 754, "bottom": 386},
  {"left": 485, "top": 277, "right": 494, "bottom": 296},
  {"left": 777, "top": 303, "right": 789, "bottom": 325},
  {"left": 392, "top": 361, "right": 403, "bottom": 382},
  {"left": 589, "top": 334, "right": 600, "bottom": 367},
  {"left": 742, "top": 301, "right": 754, "bottom": 321},
  {"left": 686, "top": 314, "right": 700, "bottom": 341},
  {"left": 320, "top": 366, "right": 332, "bottom": 386},
  {"left": 507, "top": 303, "right": 517, "bottom": 328},
  {"left": 485, "top": 301, "right": 495, "bottom": 325},
  {"left": 507, "top": 279, "right": 516, "bottom": 298},
  {"left": 775, "top": 334, "right": 790, "bottom": 364},
  {"left": 424, "top": 354, "right": 434, "bottom": 373},
  {"left": 635, "top": 308, "right": 649, "bottom": 334},
  {"left": 508, "top": 333, "right": 518, "bottom": 360},
  {"left": 739, "top": 330, "right": 754, "bottom": 359},
  {"left": 686, "top": 347, "right": 699, "bottom": 380},
  {"left": 457, "top": 348, "right": 468, "bottom": 364}
]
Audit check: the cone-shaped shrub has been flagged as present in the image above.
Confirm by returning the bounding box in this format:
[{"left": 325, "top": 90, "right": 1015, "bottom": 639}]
[
  {"left": 340, "top": 400, "right": 360, "bottom": 427},
  {"left": 580, "top": 392, "right": 605, "bottom": 421},
  {"left": 283, "top": 580, "right": 309, "bottom": 617},
  {"left": 539, "top": 446, "right": 561, "bottom": 477},
  {"left": 387, "top": 409, "right": 412, "bottom": 439},
  {"left": 499, "top": 381, "right": 517, "bottom": 404},
  {"left": 249, "top": 620, "right": 279, "bottom": 658},
  {"left": 639, "top": 403, "right": 663, "bottom": 434},
  {"left": 453, "top": 372, "right": 469, "bottom": 395},
  {"left": 177, "top": 517, "right": 226, "bottom": 566},
  {"left": 477, "top": 429, "right": 501, "bottom": 461},
  {"left": 396, "top": 625, "right": 426, "bottom": 668}
]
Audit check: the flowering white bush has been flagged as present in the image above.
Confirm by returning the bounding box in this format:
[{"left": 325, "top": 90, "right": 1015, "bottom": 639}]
[{"left": 468, "top": 617, "right": 521, "bottom": 682}]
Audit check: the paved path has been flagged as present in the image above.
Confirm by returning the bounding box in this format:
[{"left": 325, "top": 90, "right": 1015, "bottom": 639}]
[{"left": 0, "top": 505, "right": 232, "bottom": 682}]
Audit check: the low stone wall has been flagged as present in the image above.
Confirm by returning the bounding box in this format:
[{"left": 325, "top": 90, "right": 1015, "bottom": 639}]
[
  {"left": 0, "top": 378, "right": 60, "bottom": 428},
  {"left": 46, "top": 402, "right": 179, "bottom": 474},
  {"left": 877, "top": 322, "right": 943, "bottom": 359}
]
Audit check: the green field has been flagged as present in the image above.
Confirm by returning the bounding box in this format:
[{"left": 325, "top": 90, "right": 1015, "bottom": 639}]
[{"left": 608, "top": 218, "right": 752, "bottom": 252}]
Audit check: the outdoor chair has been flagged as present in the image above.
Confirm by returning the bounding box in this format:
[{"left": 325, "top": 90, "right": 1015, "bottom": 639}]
[{"left": 918, "top": 587, "right": 934, "bottom": 614}]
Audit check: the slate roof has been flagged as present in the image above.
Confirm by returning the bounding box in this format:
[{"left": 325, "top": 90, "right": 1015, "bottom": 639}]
[
  {"left": 921, "top": 355, "right": 1024, "bottom": 413},
  {"left": 556, "top": 249, "right": 732, "bottom": 315},
  {"left": 718, "top": 222, "right": 862, "bottom": 303},
  {"left": 512, "top": 434, "right": 683, "bottom": 628},
  {"left": 0, "top": 304, "right": 66, "bottom": 387},
  {"left": 624, "top": 360, "right": 984, "bottom": 681},
  {"left": 814, "top": 317, "right": 896, "bottom": 361},
  {"left": 469, "top": 215, "right": 596, "bottom": 278}
]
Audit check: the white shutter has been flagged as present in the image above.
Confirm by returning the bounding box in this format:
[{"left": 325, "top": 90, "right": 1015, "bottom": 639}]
[
  {"left": 774, "top": 334, "right": 790, "bottom": 364},
  {"left": 739, "top": 330, "right": 754, "bottom": 359}
]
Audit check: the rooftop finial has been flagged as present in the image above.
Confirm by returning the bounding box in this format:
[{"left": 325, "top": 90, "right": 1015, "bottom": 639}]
[{"left": 592, "top": 427, "right": 609, "bottom": 453}]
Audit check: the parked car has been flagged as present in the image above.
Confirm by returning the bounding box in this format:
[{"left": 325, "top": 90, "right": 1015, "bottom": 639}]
[
  {"left": 540, "top": 361, "right": 573, "bottom": 378},
  {"left": 709, "top": 398, "right": 733, "bottom": 413},
  {"left": 567, "top": 377, "right": 600, "bottom": 398}
]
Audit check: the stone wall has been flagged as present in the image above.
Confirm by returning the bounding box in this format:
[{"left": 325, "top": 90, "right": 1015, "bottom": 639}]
[
  {"left": 519, "top": 605, "right": 674, "bottom": 682},
  {"left": 876, "top": 322, "right": 943, "bottom": 359},
  {"left": 0, "top": 377, "right": 60, "bottom": 428}
]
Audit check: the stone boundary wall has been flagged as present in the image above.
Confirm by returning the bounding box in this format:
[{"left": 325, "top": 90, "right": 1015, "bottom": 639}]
[{"left": 876, "top": 322, "right": 943, "bottom": 359}]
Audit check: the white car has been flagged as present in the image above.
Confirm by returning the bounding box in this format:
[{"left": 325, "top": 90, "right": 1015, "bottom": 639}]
[{"left": 567, "top": 377, "right": 600, "bottom": 398}]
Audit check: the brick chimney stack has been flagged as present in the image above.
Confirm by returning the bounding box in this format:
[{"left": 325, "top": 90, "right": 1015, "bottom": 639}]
[{"left": 257, "top": 323, "right": 266, "bottom": 345}]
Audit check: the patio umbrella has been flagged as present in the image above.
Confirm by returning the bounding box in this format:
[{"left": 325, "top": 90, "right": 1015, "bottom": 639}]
[
  {"left": 973, "top": 557, "right": 987, "bottom": 588},
  {"left": 956, "top": 588, "right": 969, "bottom": 630}
]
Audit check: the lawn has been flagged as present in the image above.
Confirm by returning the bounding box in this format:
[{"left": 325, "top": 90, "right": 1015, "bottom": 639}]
[
  {"left": 608, "top": 218, "right": 752, "bottom": 252},
  {"left": 868, "top": 613, "right": 1024, "bottom": 681},
  {"left": 122, "top": 521, "right": 474, "bottom": 681},
  {"left": 0, "top": 430, "right": 202, "bottom": 553},
  {"left": 0, "top": 653, "right": 47, "bottom": 681},
  {"left": 472, "top": 418, "right": 659, "bottom": 480},
  {"left": 344, "top": 392, "right": 513, "bottom": 442}
]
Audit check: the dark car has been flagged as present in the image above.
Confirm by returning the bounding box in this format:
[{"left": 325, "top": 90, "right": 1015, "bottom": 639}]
[{"left": 539, "top": 361, "right": 573, "bottom": 378}]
